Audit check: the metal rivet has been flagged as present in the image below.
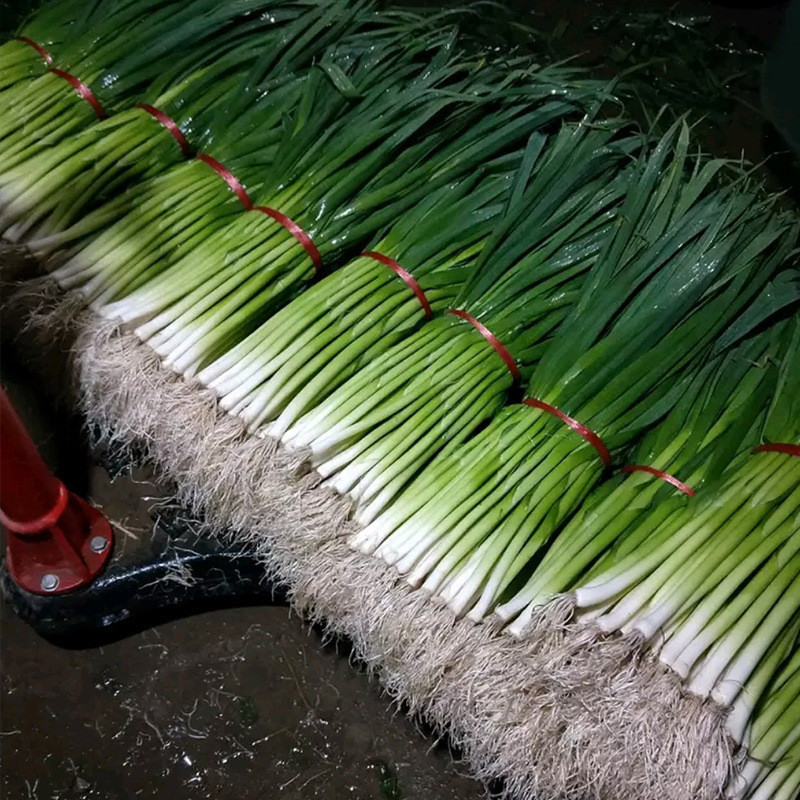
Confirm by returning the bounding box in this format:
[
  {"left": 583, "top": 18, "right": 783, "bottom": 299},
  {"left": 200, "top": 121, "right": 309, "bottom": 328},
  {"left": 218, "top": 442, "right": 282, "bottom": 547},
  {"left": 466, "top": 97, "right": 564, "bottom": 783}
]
[
  {"left": 40, "top": 573, "right": 59, "bottom": 592},
  {"left": 90, "top": 535, "right": 108, "bottom": 553}
]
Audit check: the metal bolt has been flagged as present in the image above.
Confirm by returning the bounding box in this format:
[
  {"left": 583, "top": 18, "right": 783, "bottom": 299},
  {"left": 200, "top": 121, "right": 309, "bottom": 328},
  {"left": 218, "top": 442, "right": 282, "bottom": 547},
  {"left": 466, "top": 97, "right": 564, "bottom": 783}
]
[
  {"left": 40, "top": 573, "right": 59, "bottom": 592},
  {"left": 90, "top": 535, "right": 108, "bottom": 553}
]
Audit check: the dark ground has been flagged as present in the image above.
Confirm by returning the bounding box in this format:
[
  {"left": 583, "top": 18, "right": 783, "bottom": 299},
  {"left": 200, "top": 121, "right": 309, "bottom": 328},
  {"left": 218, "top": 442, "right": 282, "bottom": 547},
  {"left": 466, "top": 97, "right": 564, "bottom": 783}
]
[
  {"left": 1, "top": 2, "right": 797, "bottom": 800},
  {"left": 2, "top": 604, "right": 482, "bottom": 800}
]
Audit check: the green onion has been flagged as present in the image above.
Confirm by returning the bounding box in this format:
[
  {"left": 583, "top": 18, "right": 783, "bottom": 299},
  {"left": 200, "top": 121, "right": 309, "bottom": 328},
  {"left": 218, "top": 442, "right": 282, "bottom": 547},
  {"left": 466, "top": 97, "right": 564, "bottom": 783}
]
[
  {"left": 0, "top": 0, "right": 366, "bottom": 241},
  {"left": 567, "top": 315, "right": 800, "bottom": 759},
  {"left": 497, "top": 297, "right": 799, "bottom": 631},
  {"left": 281, "top": 120, "right": 637, "bottom": 525},
  {"left": 199, "top": 170, "right": 512, "bottom": 433},
  {"left": 0, "top": 0, "right": 311, "bottom": 169},
  {"left": 733, "top": 640, "right": 800, "bottom": 799},
  {"left": 351, "top": 122, "right": 797, "bottom": 624},
  {"left": 44, "top": 24, "right": 446, "bottom": 301},
  {"left": 91, "top": 61, "right": 598, "bottom": 378},
  {"left": 0, "top": 0, "right": 91, "bottom": 89},
  {"left": 3, "top": 6, "right": 799, "bottom": 798},
  {"left": 23, "top": 12, "right": 460, "bottom": 258}
]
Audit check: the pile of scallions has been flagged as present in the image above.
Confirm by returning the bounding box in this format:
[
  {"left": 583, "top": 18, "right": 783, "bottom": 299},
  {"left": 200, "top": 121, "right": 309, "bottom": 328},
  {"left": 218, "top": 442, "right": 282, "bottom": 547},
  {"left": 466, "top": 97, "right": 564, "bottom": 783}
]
[
  {"left": 0, "top": 0, "right": 373, "bottom": 241},
  {"left": 2, "top": 2, "right": 798, "bottom": 798}
]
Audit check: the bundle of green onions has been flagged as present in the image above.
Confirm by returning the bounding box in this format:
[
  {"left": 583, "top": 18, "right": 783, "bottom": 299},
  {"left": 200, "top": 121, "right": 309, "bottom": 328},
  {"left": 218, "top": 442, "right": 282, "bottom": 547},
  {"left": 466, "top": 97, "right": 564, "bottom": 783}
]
[
  {"left": 5, "top": 5, "right": 798, "bottom": 797},
  {"left": 731, "top": 640, "right": 800, "bottom": 800},
  {"left": 282, "top": 120, "right": 639, "bottom": 523},
  {"left": 350, "top": 122, "right": 798, "bottom": 624},
  {"left": 92, "top": 63, "right": 601, "bottom": 378},
  {"left": 0, "top": 0, "right": 366, "bottom": 241},
  {"left": 199, "top": 169, "right": 513, "bottom": 431},
  {"left": 569, "top": 314, "right": 800, "bottom": 752},
  {"left": 496, "top": 289, "right": 799, "bottom": 632},
  {"left": 0, "top": 0, "right": 90, "bottom": 90},
  {"left": 44, "top": 23, "right": 455, "bottom": 304},
  {"left": 0, "top": 0, "right": 302, "bottom": 169},
  {"left": 1, "top": 70, "right": 298, "bottom": 244}
]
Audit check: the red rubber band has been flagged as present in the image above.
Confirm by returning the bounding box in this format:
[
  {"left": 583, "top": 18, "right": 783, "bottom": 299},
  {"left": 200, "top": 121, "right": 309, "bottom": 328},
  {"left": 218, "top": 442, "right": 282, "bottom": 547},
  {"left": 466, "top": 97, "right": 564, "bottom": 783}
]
[
  {"left": 16, "top": 36, "right": 53, "bottom": 65},
  {"left": 255, "top": 206, "right": 322, "bottom": 271},
  {"left": 48, "top": 68, "right": 105, "bottom": 118},
  {"left": 523, "top": 398, "right": 611, "bottom": 466},
  {"left": 361, "top": 251, "right": 433, "bottom": 319},
  {"left": 446, "top": 309, "right": 519, "bottom": 381},
  {"left": 752, "top": 443, "right": 800, "bottom": 458},
  {"left": 0, "top": 482, "right": 69, "bottom": 534},
  {"left": 622, "top": 465, "right": 695, "bottom": 496},
  {"left": 136, "top": 104, "right": 191, "bottom": 156},
  {"left": 196, "top": 153, "right": 252, "bottom": 209}
]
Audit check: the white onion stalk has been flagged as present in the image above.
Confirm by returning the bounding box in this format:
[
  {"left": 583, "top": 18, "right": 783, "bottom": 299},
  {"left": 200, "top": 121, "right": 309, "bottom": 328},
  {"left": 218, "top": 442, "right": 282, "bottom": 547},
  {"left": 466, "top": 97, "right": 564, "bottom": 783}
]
[{"left": 731, "top": 643, "right": 800, "bottom": 799}]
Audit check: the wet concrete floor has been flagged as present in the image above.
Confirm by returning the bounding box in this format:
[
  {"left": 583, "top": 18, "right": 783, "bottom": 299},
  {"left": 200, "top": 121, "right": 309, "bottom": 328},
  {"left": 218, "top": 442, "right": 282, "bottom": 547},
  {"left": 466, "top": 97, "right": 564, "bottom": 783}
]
[{"left": 2, "top": 602, "right": 482, "bottom": 800}]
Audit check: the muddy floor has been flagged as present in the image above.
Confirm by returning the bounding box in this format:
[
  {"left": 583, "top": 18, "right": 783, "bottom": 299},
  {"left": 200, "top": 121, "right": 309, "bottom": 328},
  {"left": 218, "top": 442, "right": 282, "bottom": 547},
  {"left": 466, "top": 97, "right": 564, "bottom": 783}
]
[
  {"left": 1, "top": 608, "right": 483, "bottom": 800},
  {"left": 1, "top": 604, "right": 483, "bottom": 800}
]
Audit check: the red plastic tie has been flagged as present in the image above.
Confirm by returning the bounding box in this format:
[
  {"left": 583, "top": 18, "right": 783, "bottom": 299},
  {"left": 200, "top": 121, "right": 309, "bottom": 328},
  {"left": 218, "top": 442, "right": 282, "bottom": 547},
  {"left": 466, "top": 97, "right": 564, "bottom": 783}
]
[
  {"left": 48, "top": 68, "right": 105, "bottom": 118},
  {"left": 196, "top": 153, "right": 252, "bottom": 209},
  {"left": 16, "top": 36, "right": 53, "bottom": 65},
  {"left": 622, "top": 465, "right": 695, "bottom": 496},
  {"left": 361, "top": 251, "right": 433, "bottom": 319},
  {"left": 255, "top": 206, "right": 322, "bottom": 271},
  {"left": 446, "top": 310, "right": 519, "bottom": 381},
  {"left": 752, "top": 443, "right": 800, "bottom": 458},
  {"left": 136, "top": 104, "right": 191, "bottom": 155},
  {"left": 523, "top": 398, "right": 611, "bottom": 466}
]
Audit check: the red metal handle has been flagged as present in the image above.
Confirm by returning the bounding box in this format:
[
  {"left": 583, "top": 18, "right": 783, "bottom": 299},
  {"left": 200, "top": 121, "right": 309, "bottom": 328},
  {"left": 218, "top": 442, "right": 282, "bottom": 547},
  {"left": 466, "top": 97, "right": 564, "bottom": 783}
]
[{"left": 0, "top": 387, "right": 113, "bottom": 594}]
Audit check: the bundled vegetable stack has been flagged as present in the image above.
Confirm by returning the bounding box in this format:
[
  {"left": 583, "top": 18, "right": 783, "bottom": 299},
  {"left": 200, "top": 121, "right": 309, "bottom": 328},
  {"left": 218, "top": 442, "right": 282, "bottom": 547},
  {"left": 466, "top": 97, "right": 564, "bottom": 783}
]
[
  {"left": 350, "top": 123, "right": 795, "bottom": 613},
  {"left": 2, "top": 2, "right": 798, "bottom": 800},
  {"left": 85, "top": 65, "right": 601, "bottom": 377},
  {"left": 0, "top": 0, "right": 304, "bottom": 168},
  {"left": 41, "top": 19, "right": 475, "bottom": 305},
  {"left": 569, "top": 314, "right": 800, "bottom": 800},
  {"left": 0, "top": 0, "right": 369, "bottom": 241},
  {"left": 283, "top": 120, "right": 637, "bottom": 521},
  {"left": 507, "top": 301, "right": 798, "bottom": 618},
  {"left": 200, "top": 171, "right": 512, "bottom": 429}
]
